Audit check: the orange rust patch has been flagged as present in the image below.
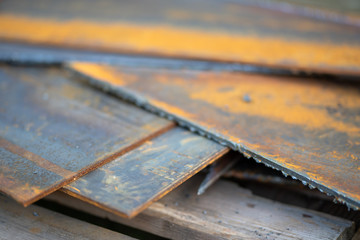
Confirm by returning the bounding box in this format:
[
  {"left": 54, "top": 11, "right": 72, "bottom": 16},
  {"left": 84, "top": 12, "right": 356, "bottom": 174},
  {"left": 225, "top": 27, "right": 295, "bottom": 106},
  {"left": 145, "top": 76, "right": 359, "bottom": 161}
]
[
  {"left": 149, "top": 99, "right": 195, "bottom": 119},
  {"left": 0, "top": 174, "right": 43, "bottom": 203},
  {"left": 70, "top": 62, "right": 137, "bottom": 86},
  {"left": 188, "top": 73, "right": 360, "bottom": 134},
  {"left": 1, "top": 14, "right": 360, "bottom": 73}
]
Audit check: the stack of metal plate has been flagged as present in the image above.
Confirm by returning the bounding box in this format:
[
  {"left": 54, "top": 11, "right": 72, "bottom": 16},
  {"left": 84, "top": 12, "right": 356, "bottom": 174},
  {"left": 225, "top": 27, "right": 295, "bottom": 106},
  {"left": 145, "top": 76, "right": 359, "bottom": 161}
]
[{"left": 0, "top": 0, "right": 359, "bottom": 239}]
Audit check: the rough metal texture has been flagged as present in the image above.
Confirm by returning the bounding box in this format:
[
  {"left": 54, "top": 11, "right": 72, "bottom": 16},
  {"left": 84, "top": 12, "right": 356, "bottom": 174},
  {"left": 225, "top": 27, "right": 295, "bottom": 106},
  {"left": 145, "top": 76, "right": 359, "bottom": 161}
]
[
  {"left": 69, "top": 62, "right": 360, "bottom": 209},
  {"left": 0, "top": 65, "right": 172, "bottom": 206},
  {"left": 0, "top": 0, "right": 360, "bottom": 75},
  {"left": 63, "top": 127, "right": 228, "bottom": 218}
]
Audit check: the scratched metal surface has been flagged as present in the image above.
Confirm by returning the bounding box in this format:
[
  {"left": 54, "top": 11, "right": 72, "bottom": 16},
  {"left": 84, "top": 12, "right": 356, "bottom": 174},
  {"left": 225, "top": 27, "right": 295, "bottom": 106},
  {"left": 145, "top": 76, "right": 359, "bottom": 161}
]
[
  {"left": 69, "top": 62, "right": 360, "bottom": 209},
  {"left": 1, "top": 0, "right": 360, "bottom": 75},
  {"left": 0, "top": 65, "right": 172, "bottom": 206},
  {"left": 62, "top": 128, "right": 228, "bottom": 218}
]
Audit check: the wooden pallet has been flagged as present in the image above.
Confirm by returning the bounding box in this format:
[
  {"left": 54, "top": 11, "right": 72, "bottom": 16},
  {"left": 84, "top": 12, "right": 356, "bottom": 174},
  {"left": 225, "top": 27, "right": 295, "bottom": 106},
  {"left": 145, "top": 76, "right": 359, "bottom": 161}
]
[
  {"left": 45, "top": 175, "right": 355, "bottom": 240},
  {"left": 0, "top": 194, "right": 133, "bottom": 240}
]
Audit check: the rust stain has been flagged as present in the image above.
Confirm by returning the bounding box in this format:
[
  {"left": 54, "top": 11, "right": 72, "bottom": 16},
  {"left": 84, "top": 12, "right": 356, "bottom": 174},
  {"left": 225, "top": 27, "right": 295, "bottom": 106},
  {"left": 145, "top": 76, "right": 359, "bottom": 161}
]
[
  {"left": 69, "top": 62, "right": 137, "bottom": 86},
  {"left": 0, "top": 137, "right": 74, "bottom": 178},
  {"left": 189, "top": 73, "right": 360, "bottom": 134},
  {"left": 0, "top": 174, "right": 43, "bottom": 204},
  {"left": 1, "top": 14, "right": 360, "bottom": 74},
  {"left": 65, "top": 185, "right": 81, "bottom": 193},
  {"left": 149, "top": 99, "right": 195, "bottom": 119}
]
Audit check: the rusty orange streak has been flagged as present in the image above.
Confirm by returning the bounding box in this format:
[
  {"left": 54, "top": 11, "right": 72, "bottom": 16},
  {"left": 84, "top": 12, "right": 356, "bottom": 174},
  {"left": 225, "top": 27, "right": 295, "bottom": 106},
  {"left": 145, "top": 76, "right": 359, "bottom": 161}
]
[
  {"left": 0, "top": 137, "right": 74, "bottom": 178},
  {"left": 70, "top": 62, "right": 137, "bottom": 86},
  {"left": 0, "top": 175, "right": 44, "bottom": 203},
  {"left": 149, "top": 99, "right": 196, "bottom": 119},
  {"left": 1, "top": 14, "right": 360, "bottom": 73}
]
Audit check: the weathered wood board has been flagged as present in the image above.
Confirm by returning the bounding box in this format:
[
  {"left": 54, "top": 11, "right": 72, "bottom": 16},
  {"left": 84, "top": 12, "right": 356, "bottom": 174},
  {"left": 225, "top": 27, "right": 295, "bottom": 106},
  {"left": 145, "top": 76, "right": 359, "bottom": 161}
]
[
  {"left": 0, "top": 194, "right": 134, "bottom": 240},
  {"left": 62, "top": 127, "right": 229, "bottom": 218},
  {"left": 0, "top": 65, "right": 173, "bottom": 206},
  {"left": 47, "top": 176, "right": 355, "bottom": 240},
  {"left": 69, "top": 63, "right": 360, "bottom": 209},
  {"left": 353, "top": 228, "right": 360, "bottom": 240},
  {"left": 1, "top": 0, "right": 360, "bottom": 74}
]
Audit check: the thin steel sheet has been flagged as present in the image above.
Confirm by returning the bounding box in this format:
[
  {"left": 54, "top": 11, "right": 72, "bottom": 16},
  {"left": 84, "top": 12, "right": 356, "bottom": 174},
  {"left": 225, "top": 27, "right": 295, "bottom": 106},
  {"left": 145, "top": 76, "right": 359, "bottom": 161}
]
[
  {"left": 62, "top": 127, "right": 228, "bottom": 218},
  {"left": 0, "top": 65, "right": 173, "bottom": 206},
  {"left": 0, "top": 42, "right": 289, "bottom": 76},
  {"left": 1, "top": 0, "right": 360, "bottom": 74},
  {"left": 69, "top": 62, "right": 360, "bottom": 209}
]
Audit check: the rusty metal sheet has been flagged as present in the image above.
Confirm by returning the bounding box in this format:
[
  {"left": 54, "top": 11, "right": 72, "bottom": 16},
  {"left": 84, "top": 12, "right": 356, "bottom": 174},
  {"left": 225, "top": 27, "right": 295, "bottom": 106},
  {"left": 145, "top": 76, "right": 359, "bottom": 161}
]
[
  {"left": 62, "top": 127, "right": 229, "bottom": 218},
  {"left": 0, "top": 42, "right": 288, "bottom": 76},
  {"left": 1, "top": 0, "right": 360, "bottom": 75},
  {"left": 68, "top": 62, "right": 360, "bottom": 209},
  {"left": 0, "top": 65, "right": 173, "bottom": 206}
]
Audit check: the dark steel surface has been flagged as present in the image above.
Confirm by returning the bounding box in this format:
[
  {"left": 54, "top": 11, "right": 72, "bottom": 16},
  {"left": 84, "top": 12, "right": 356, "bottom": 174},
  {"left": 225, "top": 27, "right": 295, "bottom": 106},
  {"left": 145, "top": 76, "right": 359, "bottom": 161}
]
[
  {"left": 63, "top": 127, "right": 228, "bottom": 218},
  {"left": 0, "top": 0, "right": 360, "bottom": 74},
  {"left": 223, "top": 157, "right": 300, "bottom": 186},
  {"left": 69, "top": 62, "right": 360, "bottom": 209},
  {"left": 0, "top": 65, "right": 172, "bottom": 206}
]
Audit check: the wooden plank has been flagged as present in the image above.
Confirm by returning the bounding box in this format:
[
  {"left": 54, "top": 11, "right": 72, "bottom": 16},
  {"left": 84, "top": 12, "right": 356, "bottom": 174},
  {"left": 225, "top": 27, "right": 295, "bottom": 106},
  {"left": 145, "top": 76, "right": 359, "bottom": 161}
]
[
  {"left": 1, "top": 0, "right": 360, "bottom": 75},
  {"left": 353, "top": 228, "right": 360, "bottom": 240},
  {"left": 0, "top": 65, "right": 173, "bottom": 206},
  {"left": 68, "top": 63, "right": 360, "bottom": 209},
  {"left": 62, "top": 127, "right": 228, "bottom": 218},
  {"left": 0, "top": 194, "right": 134, "bottom": 240},
  {"left": 46, "top": 176, "right": 355, "bottom": 240}
]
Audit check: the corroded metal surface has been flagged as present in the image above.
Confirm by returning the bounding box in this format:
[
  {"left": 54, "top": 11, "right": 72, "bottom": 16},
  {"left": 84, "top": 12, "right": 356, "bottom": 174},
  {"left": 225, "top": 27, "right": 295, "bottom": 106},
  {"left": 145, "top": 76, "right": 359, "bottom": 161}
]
[
  {"left": 69, "top": 62, "right": 360, "bottom": 209},
  {"left": 0, "top": 65, "right": 173, "bottom": 206},
  {"left": 1, "top": 0, "right": 360, "bottom": 74},
  {"left": 63, "top": 128, "right": 228, "bottom": 218}
]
